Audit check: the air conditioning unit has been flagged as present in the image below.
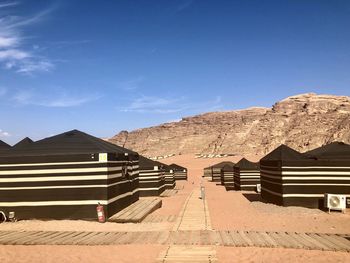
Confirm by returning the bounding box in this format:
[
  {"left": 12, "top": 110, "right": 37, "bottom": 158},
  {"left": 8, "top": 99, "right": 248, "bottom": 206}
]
[
  {"left": 324, "top": 193, "right": 346, "bottom": 213},
  {"left": 256, "top": 184, "right": 261, "bottom": 193}
]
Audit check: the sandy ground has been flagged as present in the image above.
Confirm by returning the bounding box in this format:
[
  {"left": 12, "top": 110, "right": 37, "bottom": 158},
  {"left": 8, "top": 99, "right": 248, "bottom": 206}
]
[
  {"left": 0, "top": 245, "right": 165, "bottom": 263},
  {"left": 0, "top": 154, "right": 349, "bottom": 262},
  {"left": 217, "top": 247, "right": 350, "bottom": 263}
]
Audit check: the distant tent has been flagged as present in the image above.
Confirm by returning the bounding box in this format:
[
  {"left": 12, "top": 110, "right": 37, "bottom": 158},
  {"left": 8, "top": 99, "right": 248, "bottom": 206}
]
[
  {"left": 0, "top": 130, "right": 139, "bottom": 220},
  {"left": 161, "top": 163, "right": 176, "bottom": 189},
  {"left": 0, "top": 140, "right": 11, "bottom": 152},
  {"left": 304, "top": 142, "right": 350, "bottom": 159},
  {"left": 211, "top": 161, "right": 235, "bottom": 182},
  {"left": 169, "top": 163, "right": 188, "bottom": 180},
  {"left": 260, "top": 143, "right": 350, "bottom": 208},
  {"left": 12, "top": 137, "right": 34, "bottom": 149},
  {"left": 220, "top": 163, "right": 235, "bottom": 190},
  {"left": 203, "top": 166, "right": 212, "bottom": 179},
  {"left": 138, "top": 156, "right": 166, "bottom": 196},
  {"left": 233, "top": 158, "right": 260, "bottom": 191}
]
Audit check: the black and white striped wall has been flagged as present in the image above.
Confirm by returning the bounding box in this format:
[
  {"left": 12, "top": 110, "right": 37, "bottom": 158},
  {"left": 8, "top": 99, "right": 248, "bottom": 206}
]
[
  {"left": 164, "top": 170, "right": 176, "bottom": 189},
  {"left": 138, "top": 166, "right": 166, "bottom": 196},
  {"left": 260, "top": 160, "right": 350, "bottom": 208},
  {"left": 0, "top": 153, "right": 139, "bottom": 220},
  {"left": 234, "top": 168, "right": 260, "bottom": 191}
]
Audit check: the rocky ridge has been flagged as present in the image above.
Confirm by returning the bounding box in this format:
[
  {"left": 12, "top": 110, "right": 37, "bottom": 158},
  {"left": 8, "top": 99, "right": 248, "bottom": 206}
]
[{"left": 108, "top": 93, "right": 350, "bottom": 157}]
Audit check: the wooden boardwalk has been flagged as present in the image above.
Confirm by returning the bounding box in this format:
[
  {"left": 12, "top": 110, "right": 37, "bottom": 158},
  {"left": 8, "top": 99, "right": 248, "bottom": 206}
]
[
  {"left": 0, "top": 230, "right": 349, "bottom": 251},
  {"left": 157, "top": 246, "right": 218, "bottom": 262},
  {"left": 108, "top": 198, "right": 162, "bottom": 223},
  {"left": 173, "top": 189, "right": 211, "bottom": 231}
]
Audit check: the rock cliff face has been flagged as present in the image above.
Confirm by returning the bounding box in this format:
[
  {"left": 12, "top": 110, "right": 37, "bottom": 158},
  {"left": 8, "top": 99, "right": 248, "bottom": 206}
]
[{"left": 108, "top": 93, "right": 350, "bottom": 157}]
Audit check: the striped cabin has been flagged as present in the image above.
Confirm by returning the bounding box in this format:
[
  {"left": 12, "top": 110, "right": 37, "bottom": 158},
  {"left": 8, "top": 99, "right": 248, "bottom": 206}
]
[
  {"left": 211, "top": 162, "right": 234, "bottom": 183},
  {"left": 163, "top": 164, "right": 176, "bottom": 189},
  {"left": 203, "top": 166, "right": 212, "bottom": 179},
  {"left": 234, "top": 158, "right": 260, "bottom": 191},
  {"left": 0, "top": 140, "right": 11, "bottom": 153},
  {"left": 169, "top": 163, "right": 188, "bottom": 180},
  {"left": 260, "top": 143, "right": 350, "bottom": 208},
  {"left": 12, "top": 137, "right": 33, "bottom": 149},
  {"left": 138, "top": 156, "right": 166, "bottom": 197},
  {"left": 220, "top": 163, "right": 235, "bottom": 190},
  {"left": 0, "top": 130, "right": 139, "bottom": 220}
]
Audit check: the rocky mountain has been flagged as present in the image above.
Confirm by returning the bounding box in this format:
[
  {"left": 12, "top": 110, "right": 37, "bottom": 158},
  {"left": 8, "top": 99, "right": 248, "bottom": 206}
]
[{"left": 108, "top": 93, "right": 350, "bottom": 157}]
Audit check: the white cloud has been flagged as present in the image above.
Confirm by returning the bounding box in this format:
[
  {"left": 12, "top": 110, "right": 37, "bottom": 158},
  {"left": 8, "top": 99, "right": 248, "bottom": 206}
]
[
  {"left": 0, "top": 3, "right": 55, "bottom": 74},
  {"left": 117, "top": 76, "right": 144, "bottom": 91},
  {"left": 12, "top": 89, "right": 100, "bottom": 107},
  {"left": 0, "top": 36, "right": 19, "bottom": 48},
  {"left": 120, "top": 95, "right": 223, "bottom": 114},
  {"left": 0, "top": 49, "right": 30, "bottom": 60},
  {"left": 0, "top": 2, "right": 18, "bottom": 9},
  {"left": 121, "top": 96, "right": 182, "bottom": 113},
  {"left": 16, "top": 59, "right": 54, "bottom": 73},
  {"left": 0, "top": 129, "right": 11, "bottom": 137}
]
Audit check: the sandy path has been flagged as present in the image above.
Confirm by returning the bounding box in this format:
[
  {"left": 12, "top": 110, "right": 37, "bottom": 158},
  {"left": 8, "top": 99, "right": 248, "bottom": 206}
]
[
  {"left": 217, "top": 247, "right": 350, "bottom": 262},
  {"left": 0, "top": 245, "right": 164, "bottom": 263}
]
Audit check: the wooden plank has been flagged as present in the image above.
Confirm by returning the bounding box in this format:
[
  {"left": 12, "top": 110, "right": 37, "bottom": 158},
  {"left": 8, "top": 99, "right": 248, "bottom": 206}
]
[
  {"left": 100, "top": 232, "right": 124, "bottom": 245},
  {"left": 143, "top": 231, "right": 161, "bottom": 244},
  {"left": 308, "top": 233, "right": 339, "bottom": 251},
  {"left": 268, "top": 232, "right": 295, "bottom": 248},
  {"left": 22, "top": 231, "right": 56, "bottom": 245},
  {"left": 228, "top": 231, "right": 246, "bottom": 247},
  {"left": 60, "top": 231, "right": 90, "bottom": 245},
  {"left": 130, "top": 199, "right": 162, "bottom": 222},
  {"left": 0, "top": 231, "right": 14, "bottom": 239},
  {"left": 47, "top": 231, "right": 76, "bottom": 245},
  {"left": 297, "top": 233, "right": 330, "bottom": 250},
  {"left": 245, "top": 231, "right": 270, "bottom": 247},
  {"left": 113, "top": 231, "right": 130, "bottom": 244},
  {"left": 200, "top": 230, "right": 211, "bottom": 245},
  {"left": 80, "top": 231, "right": 110, "bottom": 245},
  {"left": 189, "top": 230, "right": 201, "bottom": 245},
  {"left": 208, "top": 231, "right": 222, "bottom": 246},
  {"left": 285, "top": 232, "right": 315, "bottom": 249},
  {"left": 72, "top": 232, "right": 98, "bottom": 245},
  {"left": 32, "top": 231, "right": 63, "bottom": 245},
  {"left": 0, "top": 231, "right": 28, "bottom": 244},
  {"left": 117, "top": 200, "right": 153, "bottom": 220},
  {"left": 155, "top": 231, "right": 171, "bottom": 245},
  {"left": 126, "top": 199, "right": 154, "bottom": 219},
  {"left": 11, "top": 231, "right": 46, "bottom": 245},
  {"left": 238, "top": 231, "right": 255, "bottom": 247},
  {"left": 318, "top": 234, "right": 350, "bottom": 251},
  {"left": 219, "top": 231, "right": 234, "bottom": 246},
  {"left": 259, "top": 232, "right": 279, "bottom": 248},
  {"left": 279, "top": 232, "right": 305, "bottom": 249}
]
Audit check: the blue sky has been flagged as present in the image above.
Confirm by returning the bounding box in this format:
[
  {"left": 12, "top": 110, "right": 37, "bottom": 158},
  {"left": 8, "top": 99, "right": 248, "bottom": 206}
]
[{"left": 1, "top": 0, "right": 349, "bottom": 144}]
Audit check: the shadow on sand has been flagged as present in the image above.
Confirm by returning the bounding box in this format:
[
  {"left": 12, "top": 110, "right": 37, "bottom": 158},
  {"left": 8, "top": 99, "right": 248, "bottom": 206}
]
[{"left": 242, "top": 193, "right": 269, "bottom": 204}]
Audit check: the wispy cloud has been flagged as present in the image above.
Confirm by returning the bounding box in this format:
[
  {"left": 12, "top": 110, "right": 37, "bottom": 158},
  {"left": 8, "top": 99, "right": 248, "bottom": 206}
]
[
  {"left": 12, "top": 89, "right": 101, "bottom": 107},
  {"left": 117, "top": 76, "right": 144, "bottom": 91},
  {"left": 120, "top": 95, "right": 223, "bottom": 114},
  {"left": 176, "top": 0, "right": 195, "bottom": 12},
  {"left": 0, "top": 2, "right": 55, "bottom": 74},
  {"left": 0, "top": 2, "right": 19, "bottom": 9},
  {"left": 0, "top": 129, "right": 11, "bottom": 137},
  {"left": 0, "top": 87, "right": 7, "bottom": 96}
]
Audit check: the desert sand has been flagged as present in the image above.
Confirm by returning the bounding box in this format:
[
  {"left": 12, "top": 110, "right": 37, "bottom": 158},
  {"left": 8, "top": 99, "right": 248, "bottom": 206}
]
[{"left": 0, "top": 154, "right": 349, "bottom": 262}]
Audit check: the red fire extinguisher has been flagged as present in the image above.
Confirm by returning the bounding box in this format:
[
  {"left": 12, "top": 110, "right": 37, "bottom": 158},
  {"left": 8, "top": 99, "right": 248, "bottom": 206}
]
[{"left": 96, "top": 203, "right": 106, "bottom": 223}]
